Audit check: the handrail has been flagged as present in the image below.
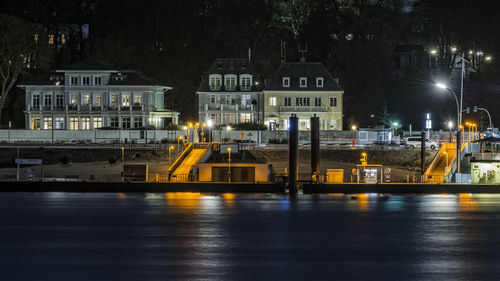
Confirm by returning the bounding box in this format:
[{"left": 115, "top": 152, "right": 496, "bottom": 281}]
[
  {"left": 168, "top": 143, "right": 193, "bottom": 180},
  {"left": 423, "top": 142, "right": 456, "bottom": 183}
]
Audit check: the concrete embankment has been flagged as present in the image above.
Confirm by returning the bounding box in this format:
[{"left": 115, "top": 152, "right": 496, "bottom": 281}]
[{"left": 0, "top": 181, "right": 285, "bottom": 193}]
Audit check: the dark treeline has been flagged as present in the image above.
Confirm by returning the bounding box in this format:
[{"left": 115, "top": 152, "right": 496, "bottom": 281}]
[{"left": 1, "top": 0, "right": 499, "bottom": 128}]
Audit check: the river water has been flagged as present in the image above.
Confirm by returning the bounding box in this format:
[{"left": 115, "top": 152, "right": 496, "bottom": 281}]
[{"left": 1, "top": 192, "right": 500, "bottom": 281}]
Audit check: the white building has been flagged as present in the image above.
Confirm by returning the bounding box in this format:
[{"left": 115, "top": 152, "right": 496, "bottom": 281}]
[{"left": 20, "top": 58, "right": 179, "bottom": 130}]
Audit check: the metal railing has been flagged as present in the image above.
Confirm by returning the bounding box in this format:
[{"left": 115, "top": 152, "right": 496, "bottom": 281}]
[{"left": 167, "top": 143, "right": 193, "bottom": 180}]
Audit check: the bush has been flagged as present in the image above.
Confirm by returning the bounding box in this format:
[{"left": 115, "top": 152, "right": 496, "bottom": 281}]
[
  {"left": 108, "top": 156, "right": 118, "bottom": 164},
  {"left": 165, "top": 123, "right": 180, "bottom": 130},
  {"left": 60, "top": 154, "right": 72, "bottom": 165},
  {"left": 160, "top": 138, "right": 169, "bottom": 144}
]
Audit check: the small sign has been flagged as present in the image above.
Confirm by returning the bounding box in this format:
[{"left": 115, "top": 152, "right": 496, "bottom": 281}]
[{"left": 15, "top": 159, "right": 43, "bottom": 165}]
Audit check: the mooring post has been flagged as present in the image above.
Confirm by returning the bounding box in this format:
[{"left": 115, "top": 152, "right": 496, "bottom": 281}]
[
  {"left": 289, "top": 114, "right": 298, "bottom": 194},
  {"left": 421, "top": 131, "right": 426, "bottom": 176},
  {"left": 311, "top": 115, "right": 320, "bottom": 182}
]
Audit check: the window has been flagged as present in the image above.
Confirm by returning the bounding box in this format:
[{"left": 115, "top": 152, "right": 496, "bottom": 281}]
[
  {"left": 81, "top": 117, "right": 90, "bottom": 130},
  {"left": 284, "top": 97, "right": 291, "bottom": 106},
  {"left": 56, "top": 95, "right": 63, "bottom": 108},
  {"left": 42, "top": 117, "right": 51, "bottom": 130},
  {"left": 210, "top": 94, "right": 216, "bottom": 104},
  {"left": 70, "top": 76, "right": 78, "bottom": 85},
  {"left": 44, "top": 94, "right": 52, "bottom": 107},
  {"left": 31, "top": 117, "right": 41, "bottom": 130},
  {"left": 82, "top": 76, "right": 90, "bottom": 85},
  {"left": 283, "top": 77, "right": 290, "bottom": 87},
  {"left": 82, "top": 94, "right": 90, "bottom": 105},
  {"left": 210, "top": 113, "right": 217, "bottom": 125},
  {"left": 134, "top": 117, "right": 143, "bottom": 128},
  {"left": 314, "top": 97, "right": 322, "bottom": 107},
  {"left": 55, "top": 117, "right": 64, "bottom": 129},
  {"left": 32, "top": 94, "right": 40, "bottom": 108},
  {"left": 224, "top": 75, "right": 236, "bottom": 91},
  {"left": 69, "top": 117, "right": 79, "bottom": 130},
  {"left": 241, "top": 60, "right": 248, "bottom": 69},
  {"left": 110, "top": 117, "right": 119, "bottom": 127},
  {"left": 241, "top": 95, "right": 251, "bottom": 108},
  {"left": 269, "top": 96, "right": 277, "bottom": 106},
  {"left": 111, "top": 95, "right": 118, "bottom": 108},
  {"left": 209, "top": 75, "right": 222, "bottom": 91},
  {"left": 300, "top": 77, "right": 307, "bottom": 87},
  {"left": 122, "top": 117, "right": 131, "bottom": 129},
  {"left": 122, "top": 94, "right": 130, "bottom": 107},
  {"left": 94, "top": 95, "right": 102, "bottom": 106},
  {"left": 223, "top": 113, "right": 235, "bottom": 124},
  {"left": 240, "top": 75, "right": 252, "bottom": 91},
  {"left": 330, "top": 97, "right": 338, "bottom": 107},
  {"left": 316, "top": 77, "right": 324, "bottom": 87},
  {"left": 229, "top": 60, "right": 235, "bottom": 69},
  {"left": 93, "top": 117, "right": 102, "bottom": 129},
  {"left": 225, "top": 94, "right": 231, "bottom": 105},
  {"left": 94, "top": 76, "right": 102, "bottom": 85},
  {"left": 70, "top": 94, "right": 78, "bottom": 105},
  {"left": 296, "top": 97, "right": 310, "bottom": 106},
  {"left": 134, "top": 94, "right": 142, "bottom": 105},
  {"left": 240, "top": 113, "right": 251, "bottom": 123}
]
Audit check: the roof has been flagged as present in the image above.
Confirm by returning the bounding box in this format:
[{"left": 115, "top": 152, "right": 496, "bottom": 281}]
[
  {"left": 196, "top": 58, "right": 260, "bottom": 92},
  {"left": 56, "top": 57, "right": 117, "bottom": 71},
  {"left": 264, "top": 62, "right": 342, "bottom": 91},
  {"left": 393, "top": 45, "right": 426, "bottom": 53},
  {"left": 108, "top": 71, "right": 167, "bottom": 87}
]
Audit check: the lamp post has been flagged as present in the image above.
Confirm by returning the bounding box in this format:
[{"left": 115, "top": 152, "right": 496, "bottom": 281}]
[
  {"left": 52, "top": 81, "right": 60, "bottom": 143},
  {"left": 207, "top": 120, "right": 213, "bottom": 143},
  {"left": 177, "top": 136, "right": 183, "bottom": 153},
  {"left": 227, "top": 147, "right": 231, "bottom": 182},
  {"left": 169, "top": 145, "right": 174, "bottom": 165},
  {"left": 121, "top": 146, "right": 125, "bottom": 182},
  {"left": 436, "top": 82, "right": 461, "bottom": 174},
  {"left": 444, "top": 151, "right": 448, "bottom": 173},
  {"left": 195, "top": 122, "right": 200, "bottom": 143},
  {"left": 187, "top": 122, "right": 192, "bottom": 143},
  {"left": 447, "top": 121, "right": 453, "bottom": 142},
  {"left": 201, "top": 123, "right": 206, "bottom": 142}
]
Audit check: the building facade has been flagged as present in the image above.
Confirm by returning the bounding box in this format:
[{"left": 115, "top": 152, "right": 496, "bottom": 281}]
[
  {"left": 20, "top": 59, "right": 179, "bottom": 130},
  {"left": 197, "top": 58, "right": 262, "bottom": 126},
  {"left": 263, "top": 62, "right": 343, "bottom": 130}
]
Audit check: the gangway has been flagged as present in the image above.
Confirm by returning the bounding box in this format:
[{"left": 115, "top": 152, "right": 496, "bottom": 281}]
[
  {"left": 423, "top": 142, "right": 468, "bottom": 183},
  {"left": 168, "top": 143, "right": 211, "bottom": 182}
]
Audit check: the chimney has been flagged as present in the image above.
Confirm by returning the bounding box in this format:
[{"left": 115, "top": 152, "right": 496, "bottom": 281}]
[{"left": 248, "top": 48, "right": 251, "bottom": 62}]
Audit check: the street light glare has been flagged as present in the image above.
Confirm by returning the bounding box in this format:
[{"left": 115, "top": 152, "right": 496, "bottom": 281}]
[{"left": 436, "top": 83, "right": 447, "bottom": 89}]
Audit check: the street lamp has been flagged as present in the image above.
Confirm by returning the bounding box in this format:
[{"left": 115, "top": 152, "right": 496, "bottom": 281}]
[
  {"left": 447, "top": 121, "right": 453, "bottom": 142},
  {"left": 169, "top": 145, "right": 175, "bottom": 165},
  {"left": 444, "top": 151, "right": 448, "bottom": 173},
  {"left": 201, "top": 123, "right": 206, "bottom": 142},
  {"left": 207, "top": 120, "right": 213, "bottom": 143},
  {"left": 435, "top": 82, "right": 461, "bottom": 174},
  {"left": 227, "top": 147, "right": 231, "bottom": 182},
  {"left": 177, "top": 136, "right": 183, "bottom": 152},
  {"left": 351, "top": 125, "right": 357, "bottom": 131},
  {"left": 187, "top": 122, "right": 193, "bottom": 143}
]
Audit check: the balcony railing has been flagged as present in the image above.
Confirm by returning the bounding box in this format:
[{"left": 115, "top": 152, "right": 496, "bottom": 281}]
[{"left": 279, "top": 106, "right": 328, "bottom": 112}]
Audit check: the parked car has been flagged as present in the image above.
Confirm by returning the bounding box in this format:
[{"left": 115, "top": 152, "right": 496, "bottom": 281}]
[{"left": 404, "top": 137, "right": 440, "bottom": 150}]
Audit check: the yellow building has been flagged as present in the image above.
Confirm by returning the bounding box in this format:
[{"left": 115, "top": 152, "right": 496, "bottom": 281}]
[{"left": 263, "top": 62, "right": 343, "bottom": 130}]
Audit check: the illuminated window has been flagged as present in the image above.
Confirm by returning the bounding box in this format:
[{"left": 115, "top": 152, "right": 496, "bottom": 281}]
[
  {"left": 94, "top": 95, "right": 101, "bottom": 106},
  {"left": 61, "top": 34, "right": 66, "bottom": 44},
  {"left": 122, "top": 94, "right": 130, "bottom": 107},
  {"left": 31, "top": 117, "right": 41, "bottom": 130},
  {"left": 82, "top": 94, "right": 90, "bottom": 105},
  {"left": 34, "top": 34, "right": 39, "bottom": 43},
  {"left": 70, "top": 94, "right": 78, "bottom": 105},
  {"left": 55, "top": 117, "right": 64, "bottom": 129},
  {"left": 69, "top": 117, "right": 79, "bottom": 130},
  {"left": 241, "top": 95, "right": 251, "bottom": 108},
  {"left": 134, "top": 94, "right": 142, "bottom": 105},
  {"left": 81, "top": 117, "right": 90, "bottom": 130},
  {"left": 240, "top": 113, "right": 251, "bottom": 123},
  {"left": 93, "top": 117, "right": 102, "bottom": 129},
  {"left": 269, "top": 96, "right": 276, "bottom": 106},
  {"left": 43, "top": 117, "right": 52, "bottom": 130},
  {"left": 111, "top": 95, "right": 118, "bottom": 108},
  {"left": 48, "top": 34, "right": 55, "bottom": 45}
]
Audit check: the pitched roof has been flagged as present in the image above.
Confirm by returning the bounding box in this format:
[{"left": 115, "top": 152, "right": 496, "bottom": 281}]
[
  {"left": 196, "top": 58, "right": 261, "bottom": 92},
  {"left": 57, "top": 57, "right": 117, "bottom": 71},
  {"left": 108, "top": 71, "right": 167, "bottom": 87},
  {"left": 264, "top": 62, "right": 342, "bottom": 91}
]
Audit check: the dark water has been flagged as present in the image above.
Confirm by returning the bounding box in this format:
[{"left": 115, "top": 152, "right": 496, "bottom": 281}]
[{"left": 1, "top": 192, "right": 500, "bottom": 281}]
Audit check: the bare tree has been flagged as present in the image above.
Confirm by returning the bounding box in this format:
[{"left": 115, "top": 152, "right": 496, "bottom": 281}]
[{"left": 0, "top": 13, "right": 49, "bottom": 124}]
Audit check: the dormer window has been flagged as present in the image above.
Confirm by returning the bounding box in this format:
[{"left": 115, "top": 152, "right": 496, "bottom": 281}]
[
  {"left": 316, "top": 77, "right": 324, "bottom": 87},
  {"left": 241, "top": 60, "right": 247, "bottom": 69},
  {"left": 217, "top": 60, "right": 224, "bottom": 69},
  {"left": 229, "top": 60, "right": 235, "bottom": 69},
  {"left": 240, "top": 74, "right": 252, "bottom": 91},
  {"left": 300, "top": 77, "right": 307, "bottom": 88},
  {"left": 283, "top": 77, "right": 290, "bottom": 87},
  {"left": 209, "top": 74, "right": 222, "bottom": 91},
  {"left": 224, "top": 74, "right": 237, "bottom": 91}
]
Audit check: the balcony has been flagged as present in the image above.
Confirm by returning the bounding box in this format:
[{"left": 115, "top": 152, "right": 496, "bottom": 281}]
[{"left": 279, "top": 106, "right": 328, "bottom": 112}]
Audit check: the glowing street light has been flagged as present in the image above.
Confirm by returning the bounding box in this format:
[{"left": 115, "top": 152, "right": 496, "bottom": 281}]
[
  {"left": 227, "top": 147, "right": 232, "bottom": 182},
  {"left": 351, "top": 125, "right": 357, "bottom": 131},
  {"left": 430, "top": 49, "right": 437, "bottom": 55},
  {"left": 169, "top": 145, "right": 175, "bottom": 165},
  {"left": 207, "top": 120, "right": 213, "bottom": 143},
  {"left": 451, "top": 46, "right": 457, "bottom": 52}
]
